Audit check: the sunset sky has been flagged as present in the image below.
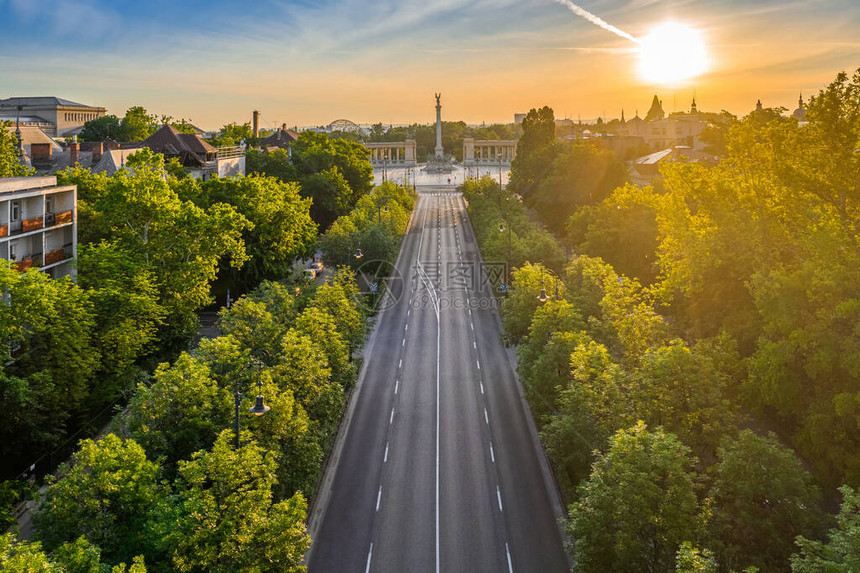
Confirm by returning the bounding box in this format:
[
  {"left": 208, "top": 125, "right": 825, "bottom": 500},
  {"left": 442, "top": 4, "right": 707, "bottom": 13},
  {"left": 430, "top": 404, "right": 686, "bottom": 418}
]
[{"left": 1, "top": 0, "right": 858, "bottom": 130}]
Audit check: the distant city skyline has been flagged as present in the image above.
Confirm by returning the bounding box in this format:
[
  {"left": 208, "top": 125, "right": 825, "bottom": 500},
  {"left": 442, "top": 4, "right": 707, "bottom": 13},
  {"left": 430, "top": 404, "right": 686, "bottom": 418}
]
[{"left": 1, "top": 0, "right": 858, "bottom": 130}]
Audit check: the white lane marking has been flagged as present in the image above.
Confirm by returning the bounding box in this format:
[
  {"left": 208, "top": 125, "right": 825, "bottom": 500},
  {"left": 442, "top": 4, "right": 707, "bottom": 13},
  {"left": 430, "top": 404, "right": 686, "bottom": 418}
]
[
  {"left": 484, "top": 408, "right": 489, "bottom": 424},
  {"left": 399, "top": 359, "right": 402, "bottom": 368},
  {"left": 470, "top": 322, "right": 474, "bottom": 331},
  {"left": 390, "top": 408, "right": 395, "bottom": 424},
  {"left": 384, "top": 442, "right": 389, "bottom": 463},
  {"left": 477, "top": 360, "right": 481, "bottom": 371},
  {"left": 407, "top": 309, "right": 411, "bottom": 317},
  {"left": 405, "top": 323, "right": 408, "bottom": 332},
  {"left": 480, "top": 382, "right": 484, "bottom": 395},
  {"left": 376, "top": 486, "right": 383, "bottom": 511},
  {"left": 497, "top": 486, "right": 503, "bottom": 511},
  {"left": 473, "top": 341, "right": 477, "bottom": 349},
  {"left": 395, "top": 379, "right": 399, "bottom": 394},
  {"left": 506, "top": 542, "right": 514, "bottom": 573},
  {"left": 435, "top": 279, "right": 441, "bottom": 573},
  {"left": 402, "top": 338, "right": 406, "bottom": 347},
  {"left": 490, "top": 442, "right": 495, "bottom": 463},
  {"left": 365, "top": 543, "right": 373, "bottom": 573}
]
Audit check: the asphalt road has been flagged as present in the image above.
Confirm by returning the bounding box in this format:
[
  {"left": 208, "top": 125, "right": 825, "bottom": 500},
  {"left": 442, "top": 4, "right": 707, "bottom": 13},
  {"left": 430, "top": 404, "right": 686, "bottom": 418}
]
[{"left": 308, "top": 188, "right": 568, "bottom": 572}]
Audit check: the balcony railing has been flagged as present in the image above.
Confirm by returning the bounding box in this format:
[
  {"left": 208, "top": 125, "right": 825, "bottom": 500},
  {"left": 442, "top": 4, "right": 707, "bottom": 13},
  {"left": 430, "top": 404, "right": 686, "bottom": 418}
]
[
  {"left": 21, "top": 217, "right": 43, "bottom": 233},
  {"left": 51, "top": 210, "right": 73, "bottom": 226},
  {"left": 0, "top": 225, "right": 7, "bottom": 238},
  {"left": 12, "top": 254, "right": 41, "bottom": 272}
]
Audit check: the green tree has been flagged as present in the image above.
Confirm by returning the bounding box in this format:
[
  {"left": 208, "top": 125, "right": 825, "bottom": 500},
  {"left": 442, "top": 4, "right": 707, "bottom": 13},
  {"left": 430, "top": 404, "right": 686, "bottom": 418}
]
[
  {"left": 567, "top": 183, "right": 659, "bottom": 284},
  {"left": 0, "top": 121, "right": 33, "bottom": 177},
  {"left": 675, "top": 542, "right": 719, "bottom": 573},
  {"left": 76, "top": 241, "right": 166, "bottom": 402},
  {"left": 151, "top": 431, "right": 309, "bottom": 572},
  {"left": 792, "top": 485, "right": 860, "bottom": 572},
  {"left": 34, "top": 434, "right": 164, "bottom": 565},
  {"left": 290, "top": 131, "right": 373, "bottom": 228},
  {"left": 66, "top": 151, "right": 249, "bottom": 342},
  {"left": 632, "top": 340, "right": 739, "bottom": 459},
  {"left": 0, "top": 264, "right": 99, "bottom": 467},
  {"left": 526, "top": 141, "right": 628, "bottom": 233},
  {"left": 119, "top": 107, "right": 158, "bottom": 142},
  {"left": 80, "top": 115, "right": 123, "bottom": 142},
  {"left": 245, "top": 148, "right": 297, "bottom": 182},
  {"left": 567, "top": 422, "right": 700, "bottom": 573},
  {"left": 510, "top": 106, "right": 557, "bottom": 193},
  {"left": 199, "top": 175, "right": 317, "bottom": 284},
  {"left": 124, "top": 353, "right": 231, "bottom": 471},
  {"left": 707, "top": 430, "right": 826, "bottom": 571}
]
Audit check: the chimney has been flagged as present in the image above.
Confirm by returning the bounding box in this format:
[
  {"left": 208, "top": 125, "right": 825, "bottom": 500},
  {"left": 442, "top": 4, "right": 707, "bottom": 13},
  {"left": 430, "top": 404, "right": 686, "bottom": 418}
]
[
  {"left": 31, "top": 143, "right": 52, "bottom": 166},
  {"left": 253, "top": 110, "right": 260, "bottom": 138},
  {"left": 91, "top": 142, "right": 103, "bottom": 163},
  {"left": 68, "top": 142, "right": 80, "bottom": 165},
  {"left": 104, "top": 138, "right": 118, "bottom": 151}
]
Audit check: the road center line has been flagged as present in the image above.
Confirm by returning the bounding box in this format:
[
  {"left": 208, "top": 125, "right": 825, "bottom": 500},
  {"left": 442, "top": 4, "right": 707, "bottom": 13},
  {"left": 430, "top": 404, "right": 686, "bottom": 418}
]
[
  {"left": 490, "top": 442, "right": 495, "bottom": 463},
  {"left": 365, "top": 543, "right": 373, "bottom": 573},
  {"left": 477, "top": 360, "right": 481, "bottom": 370},
  {"left": 497, "top": 486, "right": 504, "bottom": 511},
  {"left": 484, "top": 408, "right": 489, "bottom": 424},
  {"left": 384, "top": 442, "right": 389, "bottom": 463},
  {"left": 376, "top": 486, "right": 382, "bottom": 511},
  {"left": 390, "top": 408, "right": 395, "bottom": 424},
  {"left": 480, "top": 382, "right": 484, "bottom": 394},
  {"left": 506, "top": 542, "right": 514, "bottom": 573},
  {"left": 395, "top": 379, "right": 399, "bottom": 394}
]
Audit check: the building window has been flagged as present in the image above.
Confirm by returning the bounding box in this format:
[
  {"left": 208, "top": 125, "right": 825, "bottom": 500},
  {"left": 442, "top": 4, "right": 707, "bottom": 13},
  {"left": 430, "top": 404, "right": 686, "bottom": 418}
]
[
  {"left": 45, "top": 195, "right": 54, "bottom": 214},
  {"left": 652, "top": 128, "right": 660, "bottom": 135},
  {"left": 11, "top": 200, "right": 20, "bottom": 222},
  {"left": 9, "top": 242, "right": 16, "bottom": 261}
]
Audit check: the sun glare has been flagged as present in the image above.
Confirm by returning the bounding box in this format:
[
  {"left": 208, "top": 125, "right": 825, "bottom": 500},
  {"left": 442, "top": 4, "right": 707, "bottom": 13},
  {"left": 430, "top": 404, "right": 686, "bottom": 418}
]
[{"left": 638, "top": 22, "right": 708, "bottom": 85}]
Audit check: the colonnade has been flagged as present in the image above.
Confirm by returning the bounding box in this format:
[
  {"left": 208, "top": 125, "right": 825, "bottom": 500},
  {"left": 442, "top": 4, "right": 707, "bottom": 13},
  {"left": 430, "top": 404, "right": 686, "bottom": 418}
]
[
  {"left": 365, "top": 140, "right": 417, "bottom": 166},
  {"left": 462, "top": 138, "right": 516, "bottom": 165}
]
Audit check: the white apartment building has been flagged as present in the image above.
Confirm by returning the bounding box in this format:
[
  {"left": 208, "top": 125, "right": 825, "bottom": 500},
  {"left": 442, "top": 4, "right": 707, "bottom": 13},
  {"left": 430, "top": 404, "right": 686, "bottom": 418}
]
[{"left": 0, "top": 176, "right": 77, "bottom": 279}]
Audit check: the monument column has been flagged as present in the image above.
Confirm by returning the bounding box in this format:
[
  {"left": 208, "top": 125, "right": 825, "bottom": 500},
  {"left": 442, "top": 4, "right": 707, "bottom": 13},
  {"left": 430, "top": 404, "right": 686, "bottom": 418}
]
[{"left": 435, "top": 93, "right": 444, "bottom": 159}]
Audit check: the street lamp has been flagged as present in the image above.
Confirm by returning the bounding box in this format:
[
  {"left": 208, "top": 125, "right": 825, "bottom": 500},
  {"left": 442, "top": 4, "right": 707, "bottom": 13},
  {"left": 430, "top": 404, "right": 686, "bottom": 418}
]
[
  {"left": 377, "top": 204, "right": 389, "bottom": 224},
  {"left": 354, "top": 247, "right": 363, "bottom": 259},
  {"left": 234, "top": 359, "right": 270, "bottom": 449},
  {"left": 499, "top": 221, "right": 512, "bottom": 294}
]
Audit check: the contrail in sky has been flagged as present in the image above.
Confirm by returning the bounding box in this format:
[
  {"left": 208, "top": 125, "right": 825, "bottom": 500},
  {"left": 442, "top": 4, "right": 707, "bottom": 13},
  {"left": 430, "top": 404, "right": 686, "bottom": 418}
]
[{"left": 553, "top": 0, "right": 640, "bottom": 44}]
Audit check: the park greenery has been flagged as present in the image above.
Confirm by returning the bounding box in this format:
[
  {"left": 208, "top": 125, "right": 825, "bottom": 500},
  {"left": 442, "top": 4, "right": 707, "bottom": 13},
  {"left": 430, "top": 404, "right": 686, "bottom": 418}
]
[
  {"left": 0, "top": 116, "right": 395, "bottom": 567},
  {"left": 463, "top": 68, "right": 860, "bottom": 571},
  {"left": 246, "top": 131, "right": 375, "bottom": 230},
  {"left": 79, "top": 106, "right": 196, "bottom": 143}
]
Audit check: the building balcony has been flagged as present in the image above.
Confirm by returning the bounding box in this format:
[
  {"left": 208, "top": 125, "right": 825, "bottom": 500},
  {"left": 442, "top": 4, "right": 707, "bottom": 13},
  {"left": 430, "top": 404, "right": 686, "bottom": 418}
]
[
  {"left": 21, "top": 217, "right": 43, "bottom": 233},
  {"left": 46, "top": 210, "right": 73, "bottom": 227},
  {"left": 12, "top": 254, "right": 41, "bottom": 272},
  {"left": 0, "top": 225, "right": 7, "bottom": 238}
]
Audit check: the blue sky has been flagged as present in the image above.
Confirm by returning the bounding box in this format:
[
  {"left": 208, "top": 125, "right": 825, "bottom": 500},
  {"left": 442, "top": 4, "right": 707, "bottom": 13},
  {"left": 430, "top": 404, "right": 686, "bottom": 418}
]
[{"left": 1, "top": 0, "right": 858, "bottom": 129}]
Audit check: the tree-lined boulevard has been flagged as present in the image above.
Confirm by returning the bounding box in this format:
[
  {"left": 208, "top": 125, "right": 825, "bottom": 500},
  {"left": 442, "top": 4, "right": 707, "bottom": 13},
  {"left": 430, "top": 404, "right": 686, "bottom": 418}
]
[{"left": 309, "top": 188, "right": 568, "bottom": 572}]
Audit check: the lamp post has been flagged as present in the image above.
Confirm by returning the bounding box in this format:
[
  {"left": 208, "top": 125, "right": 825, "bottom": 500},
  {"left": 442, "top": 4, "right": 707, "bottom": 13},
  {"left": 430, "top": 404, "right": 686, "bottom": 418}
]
[
  {"left": 377, "top": 204, "right": 389, "bottom": 224},
  {"left": 499, "top": 221, "right": 511, "bottom": 294},
  {"left": 536, "top": 267, "right": 561, "bottom": 304},
  {"left": 234, "top": 358, "right": 270, "bottom": 449}
]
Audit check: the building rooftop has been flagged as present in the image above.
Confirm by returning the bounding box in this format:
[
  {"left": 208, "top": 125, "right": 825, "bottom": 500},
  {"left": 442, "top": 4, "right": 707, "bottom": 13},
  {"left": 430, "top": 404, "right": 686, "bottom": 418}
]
[{"left": 0, "top": 97, "right": 97, "bottom": 109}]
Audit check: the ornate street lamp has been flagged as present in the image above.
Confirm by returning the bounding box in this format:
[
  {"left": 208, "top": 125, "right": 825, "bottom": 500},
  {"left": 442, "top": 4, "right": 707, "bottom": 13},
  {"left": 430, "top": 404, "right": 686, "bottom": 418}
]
[{"left": 234, "top": 359, "right": 270, "bottom": 448}]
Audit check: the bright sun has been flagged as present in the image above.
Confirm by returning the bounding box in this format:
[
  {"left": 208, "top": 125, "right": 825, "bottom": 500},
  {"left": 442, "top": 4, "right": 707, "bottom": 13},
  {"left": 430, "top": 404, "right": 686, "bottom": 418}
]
[{"left": 638, "top": 22, "right": 708, "bottom": 85}]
